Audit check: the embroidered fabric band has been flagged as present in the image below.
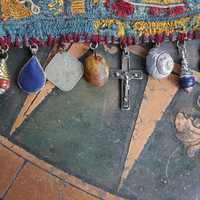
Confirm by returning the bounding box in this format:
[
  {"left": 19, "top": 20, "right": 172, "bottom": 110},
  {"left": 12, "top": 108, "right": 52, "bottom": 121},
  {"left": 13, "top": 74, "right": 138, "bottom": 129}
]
[{"left": 0, "top": 0, "right": 200, "bottom": 48}]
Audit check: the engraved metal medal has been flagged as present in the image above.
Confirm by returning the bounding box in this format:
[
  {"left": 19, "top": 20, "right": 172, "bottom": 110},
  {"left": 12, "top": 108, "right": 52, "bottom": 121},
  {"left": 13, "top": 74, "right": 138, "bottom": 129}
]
[{"left": 45, "top": 51, "right": 84, "bottom": 91}]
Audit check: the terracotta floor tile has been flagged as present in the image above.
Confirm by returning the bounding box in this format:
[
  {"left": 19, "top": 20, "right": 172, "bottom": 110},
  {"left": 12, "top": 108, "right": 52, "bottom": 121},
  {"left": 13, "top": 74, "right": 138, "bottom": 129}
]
[
  {"left": 0, "top": 145, "right": 24, "bottom": 197},
  {"left": 4, "top": 162, "right": 99, "bottom": 200}
]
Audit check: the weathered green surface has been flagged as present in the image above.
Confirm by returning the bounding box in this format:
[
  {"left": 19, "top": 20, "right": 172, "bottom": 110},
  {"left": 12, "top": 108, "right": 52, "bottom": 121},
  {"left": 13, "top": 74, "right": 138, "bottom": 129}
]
[{"left": 1, "top": 41, "right": 200, "bottom": 199}]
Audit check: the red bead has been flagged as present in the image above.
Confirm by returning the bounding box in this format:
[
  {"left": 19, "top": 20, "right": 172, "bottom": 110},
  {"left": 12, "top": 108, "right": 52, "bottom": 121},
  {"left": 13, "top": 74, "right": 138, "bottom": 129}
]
[{"left": 0, "top": 78, "right": 10, "bottom": 90}]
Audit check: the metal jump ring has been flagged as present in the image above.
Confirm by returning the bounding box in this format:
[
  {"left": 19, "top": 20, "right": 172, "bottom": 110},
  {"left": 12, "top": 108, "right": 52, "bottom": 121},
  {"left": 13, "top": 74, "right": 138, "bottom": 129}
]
[
  {"left": 120, "top": 44, "right": 127, "bottom": 50},
  {"left": 31, "top": 4, "right": 40, "bottom": 14},
  {"left": 177, "top": 41, "right": 186, "bottom": 54},
  {"left": 122, "top": 49, "right": 130, "bottom": 56},
  {"left": 89, "top": 43, "right": 98, "bottom": 50},
  {"left": 30, "top": 43, "right": 38, "bottom": 52},
  {"left": 0, "top": 44, "right": 9, "bottom": 52},
  {"left": 61, "top": 42, "right": 67, "bottom": 49},
  {"left": 4, "top": 44, "right": 9, "bottom": 52},
  {"left": 4, "top": 52, "right": 8, "bottom": 60},
  {"left": 17, "top": 0, "right": 40, "bottom": 15},
  {"left": 177, "top": 41, "right": 186, "bottom": 48},
  {"left": 1, "top": 52, "right": 8, "bottom": 60},
  {"left": 155, "top": 42, "right": 160, "bottom": 47},
  {"left": 121, "top": 44, "right": 129, "bottom": 55}
]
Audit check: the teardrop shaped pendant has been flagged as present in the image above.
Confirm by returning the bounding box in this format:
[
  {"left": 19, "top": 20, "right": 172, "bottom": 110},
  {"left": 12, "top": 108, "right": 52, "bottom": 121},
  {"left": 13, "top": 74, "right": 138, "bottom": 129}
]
[
  {"left": 18, "top": 44, "right": 46, "bottom": 94},
  {"left": 0, "top": 44, "right": 10, "bottom": 95},
  {"left": 84, "top": 43, "right": 109, "bottom": 86},
  {"left": 177, "top": 41, "right": 195, "bottom": 94}
]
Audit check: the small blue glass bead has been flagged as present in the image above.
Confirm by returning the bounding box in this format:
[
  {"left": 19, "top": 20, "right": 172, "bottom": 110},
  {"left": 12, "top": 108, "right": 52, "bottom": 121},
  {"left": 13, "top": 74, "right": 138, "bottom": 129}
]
[
  {"left": 18, "top": 56, "right": 46, "bottom": 93},
  {"left": 179, "top": 76, "right": 195, "bottom": 89}
]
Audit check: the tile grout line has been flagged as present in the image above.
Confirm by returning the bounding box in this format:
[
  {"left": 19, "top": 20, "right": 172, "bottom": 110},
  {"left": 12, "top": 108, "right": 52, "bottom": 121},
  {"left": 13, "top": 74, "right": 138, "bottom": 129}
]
[
  {"left": 28, "top": 161, "right": 103, "bottom": 200},
  {"left": 0, "top": 144, "right": 103, "bottom": 200},
  {"left": 1, "top": 160, "right": 26, "bottom": 199}
]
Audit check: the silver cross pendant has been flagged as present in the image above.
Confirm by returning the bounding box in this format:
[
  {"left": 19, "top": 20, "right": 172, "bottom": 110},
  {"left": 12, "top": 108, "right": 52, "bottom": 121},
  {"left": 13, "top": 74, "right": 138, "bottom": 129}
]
[{"left": 110, "top": 48, "right": 143, "bottom": 110}]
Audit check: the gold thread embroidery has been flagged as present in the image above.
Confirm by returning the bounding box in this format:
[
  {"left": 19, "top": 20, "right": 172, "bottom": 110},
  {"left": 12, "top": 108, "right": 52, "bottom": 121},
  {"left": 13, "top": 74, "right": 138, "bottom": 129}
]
[
  {"left": 93, "top": 0, "right": 99, "bottom": 4},
  {"left": 130, "top": 17, "right": 191, "bottom": 37},
  {"left": 94, "top": 21, "right": 101, "bottom": 32},
  {"left": 17, "top": 0, "right": 40, "bottom": 15},
  {"left": 0, "top": 0, "right": 33, "bottom": 20},
  {"left": 71, "top": 0, "right": 85, "bottom": 13},
  {"left": 94, "top": 20, "right": 126, "bottom": 36},
  {"left": 48, "top": 0, "right": 64, "bottom": 14},
  {"left": 191, "top": 16, "right": 200, "bottom": 31},
  {"left": 116, "top": 21, "right": 126, "bottom": 36},
  {"left": 94, "top": 17, "right": 196, "bottom": 38}
]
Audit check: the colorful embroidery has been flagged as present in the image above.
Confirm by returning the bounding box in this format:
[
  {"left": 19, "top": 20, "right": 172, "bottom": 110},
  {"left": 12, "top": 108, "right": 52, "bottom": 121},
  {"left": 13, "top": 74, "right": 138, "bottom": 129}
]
[
  {"left": 0, "top": 0, "right": 200, "bottom": 46},
  {"left": 71, "top": 0, "right": 85, "bottom": 13},
  {"left": 48, "top": 0, "right": 64, "bottom": 15},
  {"left": 0, "top": 0, "right": 32, "bottom": 20}
]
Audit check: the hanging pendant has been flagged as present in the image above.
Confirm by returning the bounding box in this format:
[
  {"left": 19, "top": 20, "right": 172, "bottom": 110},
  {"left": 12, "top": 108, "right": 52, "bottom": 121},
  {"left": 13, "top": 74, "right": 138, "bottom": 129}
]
[
  {"left": 18, "top": 44, "right": 46, "bottom": 94},
  {"left": 45, "top": 43, "right": 84, "bottom": 91},
  {"left": 146, "top": 44, "right": 174, "bottom": 79},
  {"left": 110, "top": 45, "right": 143, "bottom": 110},
  {"left": 84, "top": 43, "right": 109, "bottom": 86},
  {"left": 177, "top": 41, "right": 195, "bottom": 94},
  {"left": 0, "top": 44, "right": 10, "bottom": 95}
]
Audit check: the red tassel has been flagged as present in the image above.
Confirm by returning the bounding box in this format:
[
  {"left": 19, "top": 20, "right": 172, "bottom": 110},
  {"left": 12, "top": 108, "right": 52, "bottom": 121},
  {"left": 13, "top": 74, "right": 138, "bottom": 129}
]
[
  {"left": 15, "top": 37, "right": 20, "bottom": 48},
  {"left": 112, "top": 36, "right": 115, "bottom": 44},
  {"left": 23, "top": 35, "right": 27, "bottom": 47},
  {"left": 67, "top": 33, "right": 71, "bottom": 43},
  {"left": 105, "top": 35, "right": 109, "bottom": 44}
]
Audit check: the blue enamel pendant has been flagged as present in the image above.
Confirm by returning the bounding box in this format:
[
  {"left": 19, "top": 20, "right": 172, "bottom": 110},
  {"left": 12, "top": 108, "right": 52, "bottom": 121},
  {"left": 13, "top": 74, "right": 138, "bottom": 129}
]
[
  {"left": 177, "top": 41, "right": 195, "bottom": 94},
  {"left": 18, "top": 44, "right": 46, "bottom": 94}
]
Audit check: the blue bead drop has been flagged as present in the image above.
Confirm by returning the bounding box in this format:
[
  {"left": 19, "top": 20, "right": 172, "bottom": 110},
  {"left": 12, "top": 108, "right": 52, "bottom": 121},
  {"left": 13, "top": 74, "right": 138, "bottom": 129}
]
[
  {"left": 179, "top": 76, "right": 195, "bottom": 89},
  {"left": 18, "top": 56, "right": 46, "bottom": 93}
]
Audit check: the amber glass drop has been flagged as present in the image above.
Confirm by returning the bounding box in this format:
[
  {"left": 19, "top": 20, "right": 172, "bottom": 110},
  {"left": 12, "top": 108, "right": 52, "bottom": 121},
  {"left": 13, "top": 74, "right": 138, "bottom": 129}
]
[{"left": 84, "top": 53, "right": 109, "bottom": 86}]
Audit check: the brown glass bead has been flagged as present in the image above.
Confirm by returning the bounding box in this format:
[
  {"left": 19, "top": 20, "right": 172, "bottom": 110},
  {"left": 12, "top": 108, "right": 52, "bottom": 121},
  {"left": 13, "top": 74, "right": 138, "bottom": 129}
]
[{"left": 84, "top": 53, "right": 109, "bottom": 86}]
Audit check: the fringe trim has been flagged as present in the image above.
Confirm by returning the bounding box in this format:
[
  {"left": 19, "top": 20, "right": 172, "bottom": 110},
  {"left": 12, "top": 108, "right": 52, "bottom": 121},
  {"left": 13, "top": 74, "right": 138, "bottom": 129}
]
[{"left": 0, "top": 31, "right": 198, "bottom": 49}]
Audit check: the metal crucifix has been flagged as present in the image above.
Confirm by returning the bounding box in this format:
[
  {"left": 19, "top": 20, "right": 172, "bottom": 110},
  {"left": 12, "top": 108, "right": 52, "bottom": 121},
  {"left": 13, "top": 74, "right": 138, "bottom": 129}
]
[{"left": 110, "top": 48, "right": 143, "bottom": 110}]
